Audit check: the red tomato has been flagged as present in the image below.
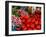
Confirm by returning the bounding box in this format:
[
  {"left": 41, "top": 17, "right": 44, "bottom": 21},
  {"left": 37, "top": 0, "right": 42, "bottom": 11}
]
[
  {"left": 30, "top": 24, "right": 35, "bottom": 29},
  {"left": 26, "top": 24, "right": 30, "bottom": 27},
  {"left": 24, "top": 16, "right": 29, "bottom": 19},
  {"left": 31, "top": 18, "right": 35, "bottom": 23},
  {"left": 38, "top": 19, "right": 41, "bottom": 25},
  {"left": 23, "top": 27, "right": 27, "bottom": 30},
  {"left": 36, "top": 25, "right": 41, "bottom": 30},
  {"left": 22, "top": 25, "right": 26, "bottom": 28},
  {"left": 27, "top": 27, "right": 32, "bottom": 30},
  {"left": 35, "top": 20, "right": 38, "bottom": 25}
]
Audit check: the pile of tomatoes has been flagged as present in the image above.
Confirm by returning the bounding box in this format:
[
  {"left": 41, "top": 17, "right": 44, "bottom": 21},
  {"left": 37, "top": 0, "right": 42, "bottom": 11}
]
[{"left": 19, "top": 13, "right": 41, "bottom": 31}]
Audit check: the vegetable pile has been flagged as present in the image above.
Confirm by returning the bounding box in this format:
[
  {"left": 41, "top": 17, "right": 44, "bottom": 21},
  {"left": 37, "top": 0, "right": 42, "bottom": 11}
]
[{"left": 12, "top": 6, "right": 41, "bottom": 31}]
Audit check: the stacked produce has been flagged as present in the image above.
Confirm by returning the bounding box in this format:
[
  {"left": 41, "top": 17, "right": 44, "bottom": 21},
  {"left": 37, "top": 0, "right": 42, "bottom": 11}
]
[{"left": 12, "top": 6, "right": 41, "bottom": 31}]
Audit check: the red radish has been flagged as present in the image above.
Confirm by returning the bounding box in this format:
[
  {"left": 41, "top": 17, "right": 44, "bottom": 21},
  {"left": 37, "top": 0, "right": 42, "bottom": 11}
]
[{"left": 16, "top": 28, "right": 21, "bottom": 31}]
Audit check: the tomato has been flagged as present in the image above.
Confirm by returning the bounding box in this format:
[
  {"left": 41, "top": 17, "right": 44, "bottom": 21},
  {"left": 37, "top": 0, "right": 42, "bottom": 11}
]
[
  {"left": 27, "top": 27, "right": 32, "bottom": 30},
  {"left": 35, "top": 20, "right": 38, "bottom": 25},
  {"left": 26, "top": 24, "right": 30, "bottom": 27},
  {"left": 30, "top": 24, "right": 35, "bottom": 29},
  {"left": 22, "top": 25, "right": 27, "bottom": 30},
  {"left": 36, "top": 25, "right": 41, "bottom": 30},
  {"left": 31, "top": 18, "right": 35, "bottom": 23}
]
